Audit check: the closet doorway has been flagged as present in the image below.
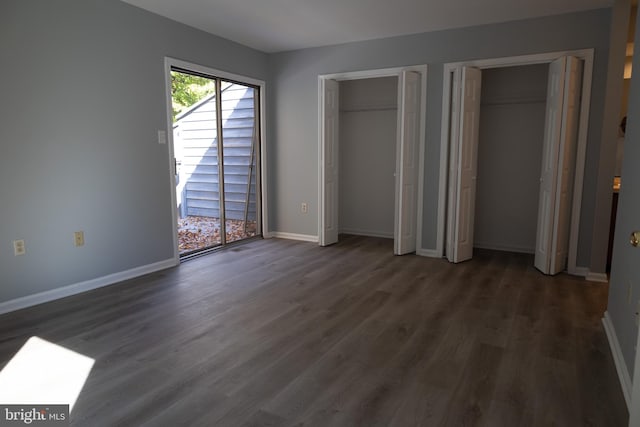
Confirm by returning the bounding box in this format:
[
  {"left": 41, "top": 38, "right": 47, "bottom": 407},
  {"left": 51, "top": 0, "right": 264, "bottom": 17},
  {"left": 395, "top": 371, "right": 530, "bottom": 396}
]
[
  {"left": 438, "top": 50, "right": 594, "bottom": 275},
  {"left": 472, "top": 64, "right": 548, "bottom": 256},
  {"left": 319, "top": 66, "right": 427, "bottom": 255},
  {"left": 338, "top": 77, "right": 398, "bottom": 240}
]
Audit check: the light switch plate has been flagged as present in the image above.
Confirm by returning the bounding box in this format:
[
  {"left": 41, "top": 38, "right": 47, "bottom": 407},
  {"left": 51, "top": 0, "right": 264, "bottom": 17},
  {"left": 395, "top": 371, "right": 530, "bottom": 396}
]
[{"left": 13, "top": 240, "right": 25, "bottom": 256}]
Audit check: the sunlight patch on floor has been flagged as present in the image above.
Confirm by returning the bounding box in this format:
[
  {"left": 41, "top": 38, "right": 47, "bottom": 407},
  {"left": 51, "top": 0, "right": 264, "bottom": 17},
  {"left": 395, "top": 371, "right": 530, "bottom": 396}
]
[{"left": 0, "top": 337, "right": 94, "bottom": 411}]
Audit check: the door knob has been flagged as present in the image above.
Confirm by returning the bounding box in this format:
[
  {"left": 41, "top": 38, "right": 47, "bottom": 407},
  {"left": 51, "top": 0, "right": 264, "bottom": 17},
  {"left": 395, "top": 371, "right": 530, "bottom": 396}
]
[{"left": 631, "top": 231, "right": 640, "bottom": 247}]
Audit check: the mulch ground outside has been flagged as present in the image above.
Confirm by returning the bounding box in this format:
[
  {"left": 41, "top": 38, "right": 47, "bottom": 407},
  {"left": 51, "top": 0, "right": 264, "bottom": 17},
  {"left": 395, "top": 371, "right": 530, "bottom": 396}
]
[{"left": 178, "top": 215, "right": 257, "bottom": 253}]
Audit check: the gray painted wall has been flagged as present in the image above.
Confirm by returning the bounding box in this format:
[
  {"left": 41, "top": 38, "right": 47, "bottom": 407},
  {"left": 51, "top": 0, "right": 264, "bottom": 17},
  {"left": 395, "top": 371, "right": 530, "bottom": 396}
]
[
  {"left": 268, "top": 9, "right": 611, "bottom": 270},
  {"left": 474, "top": 65, "right": 548, "bottom": 254},
  {"left": 589, "top": 0, "right": 631, "bottom": 276},
  {"left": 0, "top": 0, "right": 267, "bottom": 303},
  {"left": 608, "top": 1, "right": 640, "bottom": 380},
  {"left": 0, "top": 1, "right": 618, "bottom": 314},
  {"left": 338, "top": 77, "right": 398, "bottom": 238}
]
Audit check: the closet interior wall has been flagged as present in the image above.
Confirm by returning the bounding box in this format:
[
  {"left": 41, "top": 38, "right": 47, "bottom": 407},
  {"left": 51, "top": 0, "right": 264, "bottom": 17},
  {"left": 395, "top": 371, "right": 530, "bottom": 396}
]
[
  {"left": 474, "top": 64, "right": 549, "bottom": 253},
  {"left": 338, "top": 77, "right": 398, "bottom": 238}
]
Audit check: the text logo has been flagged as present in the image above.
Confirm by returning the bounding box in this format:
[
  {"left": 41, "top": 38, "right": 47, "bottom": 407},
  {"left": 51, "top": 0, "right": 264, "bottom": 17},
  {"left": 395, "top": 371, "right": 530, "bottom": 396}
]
[{"left": 0, "top": 405, "right": 68, "bottom": 426}]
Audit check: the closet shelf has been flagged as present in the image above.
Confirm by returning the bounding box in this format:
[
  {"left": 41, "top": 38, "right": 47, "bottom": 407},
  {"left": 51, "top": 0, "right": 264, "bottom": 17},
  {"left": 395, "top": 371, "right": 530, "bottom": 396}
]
[
  {"left": 481, "top": 97, "right": 546, "bottom": 106},
  {"left": 340, "top": 104, "right": 397, "bottom": 113}
]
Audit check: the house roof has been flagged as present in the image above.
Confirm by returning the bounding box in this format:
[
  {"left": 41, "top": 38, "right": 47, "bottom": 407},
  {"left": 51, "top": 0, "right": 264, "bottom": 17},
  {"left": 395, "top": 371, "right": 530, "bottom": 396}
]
[
  {"left": 174, "top": 93, "right": 216, "bottom": 123},
  {"left": 174, "top": 82, "right": 235, "bottom": 123}
]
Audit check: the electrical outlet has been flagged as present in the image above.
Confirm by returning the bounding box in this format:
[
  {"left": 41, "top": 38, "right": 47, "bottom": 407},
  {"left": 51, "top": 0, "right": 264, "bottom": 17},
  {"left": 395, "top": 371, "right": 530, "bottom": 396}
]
[
  {"left": 301, "top": 202, "right": 308, "bottom": 214},
  {"left": 13, "top": 240, "right": 25, "bottom": 256},
  {"left": 74, "top": 231, "right": 85, "bottom": 247}
]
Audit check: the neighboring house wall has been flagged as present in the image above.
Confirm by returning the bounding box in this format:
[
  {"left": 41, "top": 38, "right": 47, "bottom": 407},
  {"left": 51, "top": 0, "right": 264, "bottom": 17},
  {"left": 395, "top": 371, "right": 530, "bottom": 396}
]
[
  {"left": 174, "top": 84, "right": 257, "bottom": 221},
  {"left": 0, "top": 0, "right": 267, "bottom": 304},
  {"left": 268, "top": 9, "right": 611, "bottom": 270},
  {"left": 339, "top": 77, "right": 398, "bottom": 238},
  {"left": 474, "top": 64, "right": 548, "bottom": 254}
]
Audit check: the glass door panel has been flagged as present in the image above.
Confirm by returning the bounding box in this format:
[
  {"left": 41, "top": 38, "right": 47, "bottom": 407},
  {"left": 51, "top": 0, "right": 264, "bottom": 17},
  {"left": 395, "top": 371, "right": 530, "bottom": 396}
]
[
  {"left": 171, "top": 70, "right": 222, "bottom": 255},
  {"left": 221, "top": 82, "right": 258, "bottom": 244}
]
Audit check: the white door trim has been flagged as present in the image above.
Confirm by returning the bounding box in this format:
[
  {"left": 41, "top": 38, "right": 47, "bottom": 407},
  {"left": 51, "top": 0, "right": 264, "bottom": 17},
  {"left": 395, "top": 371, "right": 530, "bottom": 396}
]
[
  {"left": 318, "top": 65, "right": 428, "bottom": 250},
  {"left": 163, "top": 57, "right": 268, "bottom": 262},
  {"left": 437, "top": 49, "right": 594, "bottom": 275}
]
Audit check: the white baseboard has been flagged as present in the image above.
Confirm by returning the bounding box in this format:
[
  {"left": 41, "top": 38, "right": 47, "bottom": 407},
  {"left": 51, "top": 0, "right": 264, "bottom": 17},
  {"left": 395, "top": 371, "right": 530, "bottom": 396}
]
[
  {"left": 602, "top": 311, "right": 632, "bottom": 408},
  {"left": 570, "top": 266, "right": 589, "bottom": 277},
  {"left": 340, "top": 228, "right": 393, "bottom": 239},
  {"left": 416, "top": 248, "right": 442, "bottom": 258},
  {"left": 268, "top": 232, "right": 319, "bottom": 243},
  {"left": 0, "top": 258, "right": 178, "bottom": 315},
  {"left": 586, "top": 271, "right": 609, "bottom": 283}
]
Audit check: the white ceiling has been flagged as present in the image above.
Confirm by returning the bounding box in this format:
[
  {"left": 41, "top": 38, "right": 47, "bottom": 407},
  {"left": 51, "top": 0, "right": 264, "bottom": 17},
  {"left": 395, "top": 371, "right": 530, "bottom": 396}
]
[{"left": 121, "top": 0, "right": 613, "bottom": 53}]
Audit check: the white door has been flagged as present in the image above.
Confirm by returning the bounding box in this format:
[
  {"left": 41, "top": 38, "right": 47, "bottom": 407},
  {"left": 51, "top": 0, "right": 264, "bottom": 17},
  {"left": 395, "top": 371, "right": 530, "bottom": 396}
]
[
  {"left": 446, "top": 68, "right": 462, "bottom": 262},
  {"left": 550, "top": 57, "right": 583, "bottom": 273},
  {"left": 534, "top": 56, "right": 583, "bottom": 274},
  {"left": 394, "top": 71, "right": 421, "bottom": 255},
  {"left": 535, "top": 58, "right": 566, "bottom": 273},
  {"left": 320, "top": 79, "right": 339, "bottom": 246},
  {"left": 451, "top": 67, "right": 482, "bottom": 263}
]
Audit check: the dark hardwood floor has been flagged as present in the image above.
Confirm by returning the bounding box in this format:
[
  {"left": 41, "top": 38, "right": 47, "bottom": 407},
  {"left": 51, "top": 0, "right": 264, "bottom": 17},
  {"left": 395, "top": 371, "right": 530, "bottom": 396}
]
[{"left": 0, "top": 235, "right": 628, "bottom": 426}]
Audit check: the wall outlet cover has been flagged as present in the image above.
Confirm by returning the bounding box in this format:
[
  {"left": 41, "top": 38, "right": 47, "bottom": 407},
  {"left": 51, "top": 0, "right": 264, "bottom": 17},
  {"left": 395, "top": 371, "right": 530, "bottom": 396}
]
[
  {"left": 13, "top": 240, "right": 25, "bottom": 256},
  {"left": 74, "top": 231, "right": 85, "bottom": 247}
]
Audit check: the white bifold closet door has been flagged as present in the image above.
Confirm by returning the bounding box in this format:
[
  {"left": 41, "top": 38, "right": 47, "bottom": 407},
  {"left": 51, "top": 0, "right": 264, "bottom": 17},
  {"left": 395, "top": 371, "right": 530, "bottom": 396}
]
[
  {"left": 320, "top": 78, "right": 340, "bottom": 246},
  {"left": 449, "top": 66, "right": 482, "bottom": 263},
  {"left": 394, "top": 71, "right": 421, "bottom": 255},
  {"left": 534, "top": 56, "right": 583, "bottom": 275},
  {"left": 447, "top": 58, "right": 582, "bottom": 272}
]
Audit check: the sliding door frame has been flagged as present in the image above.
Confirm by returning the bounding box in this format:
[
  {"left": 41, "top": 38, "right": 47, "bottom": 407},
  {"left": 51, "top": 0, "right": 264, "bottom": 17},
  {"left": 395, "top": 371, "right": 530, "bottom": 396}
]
[{"left": 164, "top": 57, "right": 268, "bottom": 263}]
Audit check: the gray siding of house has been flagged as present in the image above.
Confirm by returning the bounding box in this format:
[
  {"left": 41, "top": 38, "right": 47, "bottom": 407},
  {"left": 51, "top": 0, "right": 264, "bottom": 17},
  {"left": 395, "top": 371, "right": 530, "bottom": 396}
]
[{"left": 174, "top": 84, "right": 257, "bottom": 221}]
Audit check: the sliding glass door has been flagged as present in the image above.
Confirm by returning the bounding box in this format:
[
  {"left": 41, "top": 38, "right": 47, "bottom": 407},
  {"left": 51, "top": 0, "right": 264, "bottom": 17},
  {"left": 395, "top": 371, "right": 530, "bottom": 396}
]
[{"left": 170, "top": 68, "right": 260, "bottom": 256}]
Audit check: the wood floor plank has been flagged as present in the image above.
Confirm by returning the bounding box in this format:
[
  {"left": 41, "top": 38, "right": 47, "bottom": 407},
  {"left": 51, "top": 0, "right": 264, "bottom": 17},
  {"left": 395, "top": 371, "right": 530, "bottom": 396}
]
[
  {"left": 0, "top": 235, "right": 628, "bottom": 426},
  {"left": 439, "top": 342, "right": 504, "bottom": 427}
]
